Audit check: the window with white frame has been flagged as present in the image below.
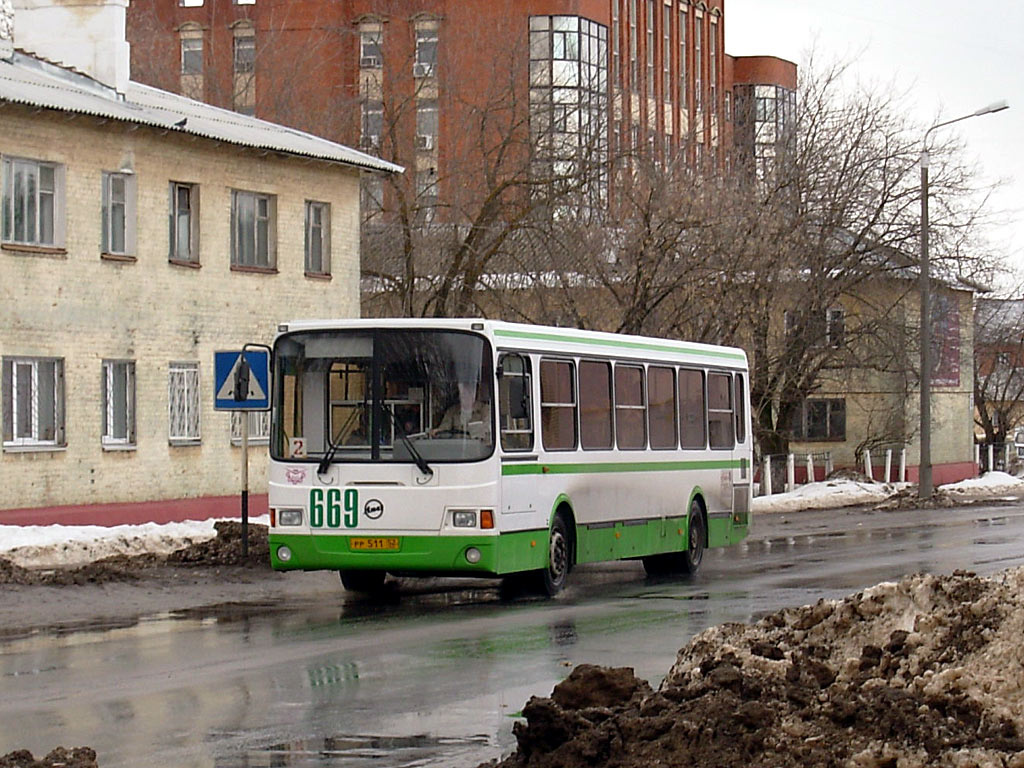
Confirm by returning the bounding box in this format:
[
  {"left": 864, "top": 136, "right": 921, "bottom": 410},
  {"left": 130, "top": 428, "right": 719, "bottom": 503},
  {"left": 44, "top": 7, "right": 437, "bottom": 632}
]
[
  {"left": 361, "top": 100, "right": 383, "bottom": 150},
  {"left": 2, "top": 156, "right": 63, "bottom": 247},
  {"left": 168, "top": 181, "right": 199, "bottom": 263},
  {"left": 414, "top": 25, "right": 438, "bottom": 77},
  {"left": 235, "top": 0, "right": 255, "bottom": 5},
  {"left": 304, "top": 200, "right": 330, "bottom": 275},
  {"left": 416, "top": 99, "right": 438, "bottom": 148},
  {"left": 102, "top": 171, "right": 136, "bottom": 257},
  {"left": 102, "top": 360, "right": 136, "bottom": 447},
  {"left": 234, "top": 34, "right": 255, "bottom": 73},
  {"left": 230, "top": 410, "right": 270, "bottom": 444},
  {"left": 360, "top": 28, "right": 382, "bottom": 68},
  {"left": 180, "top": 0, "right": 203, "bottom": 6},
  {"left": 168, "top": 362, "right": 200, "bottom": 444},
  {"left": 181, "top": 36, "right": 203, "bottom": 75},
  {"left": 2, "top": 357, "right": 65, "bottom": 448},
  {"left": 231, "top": 189, "right": 276, "bottom": 268}
]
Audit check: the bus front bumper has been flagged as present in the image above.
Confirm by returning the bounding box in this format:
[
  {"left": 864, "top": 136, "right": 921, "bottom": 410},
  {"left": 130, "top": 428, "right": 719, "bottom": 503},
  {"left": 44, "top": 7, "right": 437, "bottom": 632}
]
[{"left": 269, "top": 530, "right": 547, "bottom": 575}]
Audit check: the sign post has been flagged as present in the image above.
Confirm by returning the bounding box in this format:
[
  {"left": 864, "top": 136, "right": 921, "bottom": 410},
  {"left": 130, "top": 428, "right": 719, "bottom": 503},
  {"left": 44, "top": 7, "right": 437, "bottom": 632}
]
[{"left": 214, "top": 345, "right": 271, "bottom": 560}]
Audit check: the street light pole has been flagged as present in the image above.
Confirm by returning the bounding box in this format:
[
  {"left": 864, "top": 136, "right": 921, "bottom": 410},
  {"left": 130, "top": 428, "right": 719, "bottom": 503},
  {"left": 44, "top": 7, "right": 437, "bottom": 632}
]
[{"left": 918, "top": 99, "right": 1008, "bottom": 500}]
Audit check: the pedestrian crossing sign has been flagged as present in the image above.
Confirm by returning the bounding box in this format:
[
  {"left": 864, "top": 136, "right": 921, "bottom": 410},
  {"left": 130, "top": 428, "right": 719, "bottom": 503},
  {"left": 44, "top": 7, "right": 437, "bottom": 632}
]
[{"left": 214, "top": 349, "right": 270, "bottom": 411}]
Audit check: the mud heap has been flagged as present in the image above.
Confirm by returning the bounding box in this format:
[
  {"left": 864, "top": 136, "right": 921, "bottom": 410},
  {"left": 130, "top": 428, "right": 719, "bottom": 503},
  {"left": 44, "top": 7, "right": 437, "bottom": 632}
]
[
  {"left": 0, "top": 522, "right": 269, "bottom": 586},
  {"left": 491, "top": 567, "right": 1024, "bottom": 767}
]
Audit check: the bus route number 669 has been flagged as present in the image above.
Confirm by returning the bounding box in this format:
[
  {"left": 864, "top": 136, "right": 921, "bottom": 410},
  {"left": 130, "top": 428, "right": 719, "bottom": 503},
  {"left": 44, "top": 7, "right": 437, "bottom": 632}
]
[{"left": 309, "top": 488, "right": 358, "bottom": 528}]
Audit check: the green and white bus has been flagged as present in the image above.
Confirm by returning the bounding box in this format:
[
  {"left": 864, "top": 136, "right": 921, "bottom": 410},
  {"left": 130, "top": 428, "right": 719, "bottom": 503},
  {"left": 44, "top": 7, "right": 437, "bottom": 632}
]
[{"left": 268, "top": 319, "right": 752, "bottom": 595}]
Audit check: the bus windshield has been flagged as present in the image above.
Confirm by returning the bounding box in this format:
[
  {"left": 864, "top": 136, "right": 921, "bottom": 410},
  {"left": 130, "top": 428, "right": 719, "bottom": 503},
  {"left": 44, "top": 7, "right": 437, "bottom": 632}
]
[{"left": 272, "top": 329, "right": 494, "bottom": 464}]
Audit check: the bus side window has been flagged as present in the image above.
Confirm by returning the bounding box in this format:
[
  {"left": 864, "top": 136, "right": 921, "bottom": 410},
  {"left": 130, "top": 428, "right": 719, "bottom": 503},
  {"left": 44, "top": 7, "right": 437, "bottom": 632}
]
[
  {"left": 679, "top": 368, "right": 706, "bottom": 449},
  {"left": 499, "top": 353, "right": 533, "bottom": 451},
  {"left": 734, "top": 373, "right": 747, "bottom": 444},
  {"left": 540, "top": 358, "right": 578, "bottom": 451},
  {"left": 708, "top": 372, "right": 735, "bottom": 449}
]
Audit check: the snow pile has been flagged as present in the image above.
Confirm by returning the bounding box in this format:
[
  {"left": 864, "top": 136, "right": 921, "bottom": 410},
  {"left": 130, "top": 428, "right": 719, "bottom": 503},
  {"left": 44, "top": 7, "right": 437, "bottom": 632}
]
[
  {"left": 753, "top": 478, "right": 895, "bottom": 514},
  {"left": 942, "top": 471, "right": 1024, "bottom": 497},
  {"left": 0, "top": 517, "right": 268, "bottom": 569},
  {"left": 496, "top": 567, "right": 1024, "bottom": 767}
]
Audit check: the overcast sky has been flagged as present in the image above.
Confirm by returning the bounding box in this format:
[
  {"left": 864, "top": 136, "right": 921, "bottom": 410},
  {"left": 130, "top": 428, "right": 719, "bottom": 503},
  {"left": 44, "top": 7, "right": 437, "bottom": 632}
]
[{"left": 725, "top": 0, "right": 1023, "bottom": 290}]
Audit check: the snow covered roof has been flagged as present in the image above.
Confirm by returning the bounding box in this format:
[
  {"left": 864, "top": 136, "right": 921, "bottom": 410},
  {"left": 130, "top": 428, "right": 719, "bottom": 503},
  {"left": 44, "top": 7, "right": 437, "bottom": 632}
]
[{"left": 0, "top": 50, "right": 403, "bottom": 175}]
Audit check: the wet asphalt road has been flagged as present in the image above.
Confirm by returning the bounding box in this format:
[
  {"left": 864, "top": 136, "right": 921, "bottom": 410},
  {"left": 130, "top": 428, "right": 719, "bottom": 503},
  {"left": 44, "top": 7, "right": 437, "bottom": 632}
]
[{"left": 3, "top": 500, "right": 1024, "bottom": 767}]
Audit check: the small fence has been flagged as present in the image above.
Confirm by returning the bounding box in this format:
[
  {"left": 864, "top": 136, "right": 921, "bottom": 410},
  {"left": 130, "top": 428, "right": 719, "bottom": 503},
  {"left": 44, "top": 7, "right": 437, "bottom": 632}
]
[
  {"left": 976, "top": 442, "right": 1019, "bottom": 473},
  {"left": 756, "top": 447, "right": 910, "bottom": 496}
]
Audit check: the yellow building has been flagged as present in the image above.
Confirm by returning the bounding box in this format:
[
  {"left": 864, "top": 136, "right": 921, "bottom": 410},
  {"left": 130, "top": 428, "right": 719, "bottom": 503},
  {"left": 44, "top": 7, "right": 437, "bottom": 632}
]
[
  {"left": 784, "top": 278, "right": 976, "bottom": 485},
  {"left": 0, "top": 0, "right": 400, "bottom": 524}
]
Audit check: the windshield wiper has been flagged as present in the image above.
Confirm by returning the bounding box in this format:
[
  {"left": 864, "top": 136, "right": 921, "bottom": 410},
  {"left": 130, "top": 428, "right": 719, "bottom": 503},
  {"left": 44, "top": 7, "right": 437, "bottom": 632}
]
[
  {"left": 317, "top": 406, "right": 361, "bottom": 476},
  {"left": 385, "top": 406, "right": 433, "bottom": 478}
]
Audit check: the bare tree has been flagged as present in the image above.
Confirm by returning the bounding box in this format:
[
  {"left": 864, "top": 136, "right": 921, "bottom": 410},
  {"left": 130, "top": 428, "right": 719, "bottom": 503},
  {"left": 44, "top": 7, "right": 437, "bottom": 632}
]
[{"left": 975, "top": 296, "right": 1024, "bottom": 444}]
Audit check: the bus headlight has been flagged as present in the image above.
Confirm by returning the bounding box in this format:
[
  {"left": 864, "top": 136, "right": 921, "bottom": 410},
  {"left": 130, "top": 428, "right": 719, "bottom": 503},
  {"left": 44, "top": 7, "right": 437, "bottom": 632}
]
[
  {"left": 277, "top": 546, "right": 293, "bottom": 562},
  {"left": 452, "top": 510, "right": 477, "bottom": 528},
  {"left": 465, "top": 547, "right": 482, "bottom": 564},
  {"left": 277, "top": 508, "right": 304, "bottom": 526}
]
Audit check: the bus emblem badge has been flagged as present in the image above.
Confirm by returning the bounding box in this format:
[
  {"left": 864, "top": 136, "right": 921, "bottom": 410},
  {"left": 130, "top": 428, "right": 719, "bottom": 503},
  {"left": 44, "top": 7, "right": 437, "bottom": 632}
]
[{"left": 364, "top": 499, "right": 384, "bottom": 520}]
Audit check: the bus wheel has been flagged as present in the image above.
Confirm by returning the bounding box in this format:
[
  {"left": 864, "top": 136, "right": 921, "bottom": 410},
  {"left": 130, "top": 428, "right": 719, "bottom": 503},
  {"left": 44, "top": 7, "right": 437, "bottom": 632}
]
[
  {"left": 680, "top": 502, "right": 706, "bottom": 574},
  {"left": 538, "top": 515, "right": 571, "bottom": 596},
  {"left": 339, "top": 570, "right": 386, "bottom": 593},
  {"left": 642, "top": 501, "right": 706, "bottom": 577}
]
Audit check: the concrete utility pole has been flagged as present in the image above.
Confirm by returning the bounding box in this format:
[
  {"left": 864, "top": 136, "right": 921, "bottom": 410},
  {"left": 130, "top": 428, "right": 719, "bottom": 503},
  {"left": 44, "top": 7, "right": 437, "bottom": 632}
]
[{"left": 918, "top": 100, "right": 1008, "bottom": 499}]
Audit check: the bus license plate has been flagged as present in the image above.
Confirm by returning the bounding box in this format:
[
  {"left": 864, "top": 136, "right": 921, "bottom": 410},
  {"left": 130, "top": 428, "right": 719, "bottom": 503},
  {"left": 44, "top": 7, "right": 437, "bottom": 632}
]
[{"left": 349, "top": 537, "right": 400, "bottom": 551}]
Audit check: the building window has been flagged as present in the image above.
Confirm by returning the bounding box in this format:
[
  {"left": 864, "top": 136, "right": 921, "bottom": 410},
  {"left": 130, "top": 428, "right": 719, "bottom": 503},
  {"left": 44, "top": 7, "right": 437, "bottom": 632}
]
[
  {"left": 233, "top": 34, "right": 255, "bottom": 73},
  {"left": 168, "top": 362, "right": 200, "bottom": 444},
  {"left": 693, "top": 15, "right": 702, "bottom": 112},
  {"left": 628, "top": 0, "right": 637, "bottom": 91},
  {"left": 415, "top": 170, "right": 438, "bottom": 225},
  {"left": 785, "top": 308, "right": 845, "bottom": 348},
  {"left": 102, "top": 360, "right": 136, "bottom": 448},
  {"left": 678, "top": 7, "right": 686, "bottom": 105},
  {"left": 168, "top": 182, "right": 199, "bottom": 263},
  {"left": 790, "top": 399, "right": 846, "bottom": 441},
  {"left": 231, "top": 411, "right": 270, "bottom": 444},
  {"left": 181, "top": 36, "right": 203, "bottom": 75},
  {"left": 611, "top": 0, "right": 619, "bottom": 83},
  {"left": 361, "top": 100, "right": 383, "bottom": 150},
  {"left": 414, "top": 26, "right": 438, "bottom": 77},
  {"left": 235, "top": 0, "right": 255, "bottom": 5},
  {"left": 645, "top": 0, "right": 654, "bottom": 98},
  {"left": 416, "top": 99, "right": 438, "bottom": 150},
  {"left": 102, "top": 171, "right": 136, "bottom": 257},
  {"left": 304, "top": 200, "right": 330, "bottom": 275},
  {"left": 662, "top": 3, "right": 670, "bottom": 101},
  {"left": 231, "top": 189, "right": 276, "bottom": 269},
  {"left": 709, "top": 19, "right": 717, "bottom": 113},
  {"left": 180, "top": 0, "right": 203, "bottom": 7},
  {"left": 362, "top": 176, "right": 384, "bottom": 220},
  {"left": 2, "top": 156, "right": 62, "bottom": 247},
  {"left": 2, "top": 357, "right": 64, "bottom": 448},
  {"left": 360, "top": 29, "right": 382, "bottom": 68},
  {"left": 528, "top": 15, "right": 609, "bottom": 208}
]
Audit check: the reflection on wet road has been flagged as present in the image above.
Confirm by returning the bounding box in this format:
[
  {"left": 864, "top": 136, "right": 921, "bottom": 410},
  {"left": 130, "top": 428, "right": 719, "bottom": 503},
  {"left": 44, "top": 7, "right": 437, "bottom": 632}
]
[{"left": 2, "top": 503, "right": 1024, "bottom": 767}]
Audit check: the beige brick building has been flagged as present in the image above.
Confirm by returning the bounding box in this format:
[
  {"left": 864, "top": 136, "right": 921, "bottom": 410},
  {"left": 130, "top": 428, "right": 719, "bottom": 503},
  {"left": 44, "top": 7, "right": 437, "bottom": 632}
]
[{"left": 0, "top": 0, "right": 400, "bottom": 525}]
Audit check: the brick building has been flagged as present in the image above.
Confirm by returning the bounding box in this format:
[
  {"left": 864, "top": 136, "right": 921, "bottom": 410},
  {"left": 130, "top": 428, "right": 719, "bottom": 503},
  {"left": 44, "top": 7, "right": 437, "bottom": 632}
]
[
  {"left": 0, "top": 0, "right": 400, "bottom": 525},
  {"left": 126, "top": 0, "right": 796, "bottom": 216}
]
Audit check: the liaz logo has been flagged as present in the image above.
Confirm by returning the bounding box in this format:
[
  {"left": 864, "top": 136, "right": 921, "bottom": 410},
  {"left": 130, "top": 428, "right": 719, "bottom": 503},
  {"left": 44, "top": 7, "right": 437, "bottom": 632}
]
[{"left": 309, "top": 488, "right": 359, "bottom": 528}]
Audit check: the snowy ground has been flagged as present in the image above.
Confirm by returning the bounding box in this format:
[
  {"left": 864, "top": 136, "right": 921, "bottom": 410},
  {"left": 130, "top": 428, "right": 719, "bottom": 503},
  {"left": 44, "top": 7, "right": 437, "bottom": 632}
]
[{"left": 2, "top": 472, "right": 1023, "bottom": 570}]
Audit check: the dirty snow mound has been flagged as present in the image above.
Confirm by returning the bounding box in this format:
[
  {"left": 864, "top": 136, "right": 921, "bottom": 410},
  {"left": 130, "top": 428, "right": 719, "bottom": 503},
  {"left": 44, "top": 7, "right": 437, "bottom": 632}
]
[{"left": 491, "top": 567, "right": 1024, "bottom": 767}]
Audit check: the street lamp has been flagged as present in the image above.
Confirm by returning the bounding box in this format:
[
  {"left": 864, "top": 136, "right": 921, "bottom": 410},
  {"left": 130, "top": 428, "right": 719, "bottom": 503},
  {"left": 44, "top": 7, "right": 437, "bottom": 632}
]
[{"left": 919, "top": 99, "right": 1009, "bottom": 499}]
